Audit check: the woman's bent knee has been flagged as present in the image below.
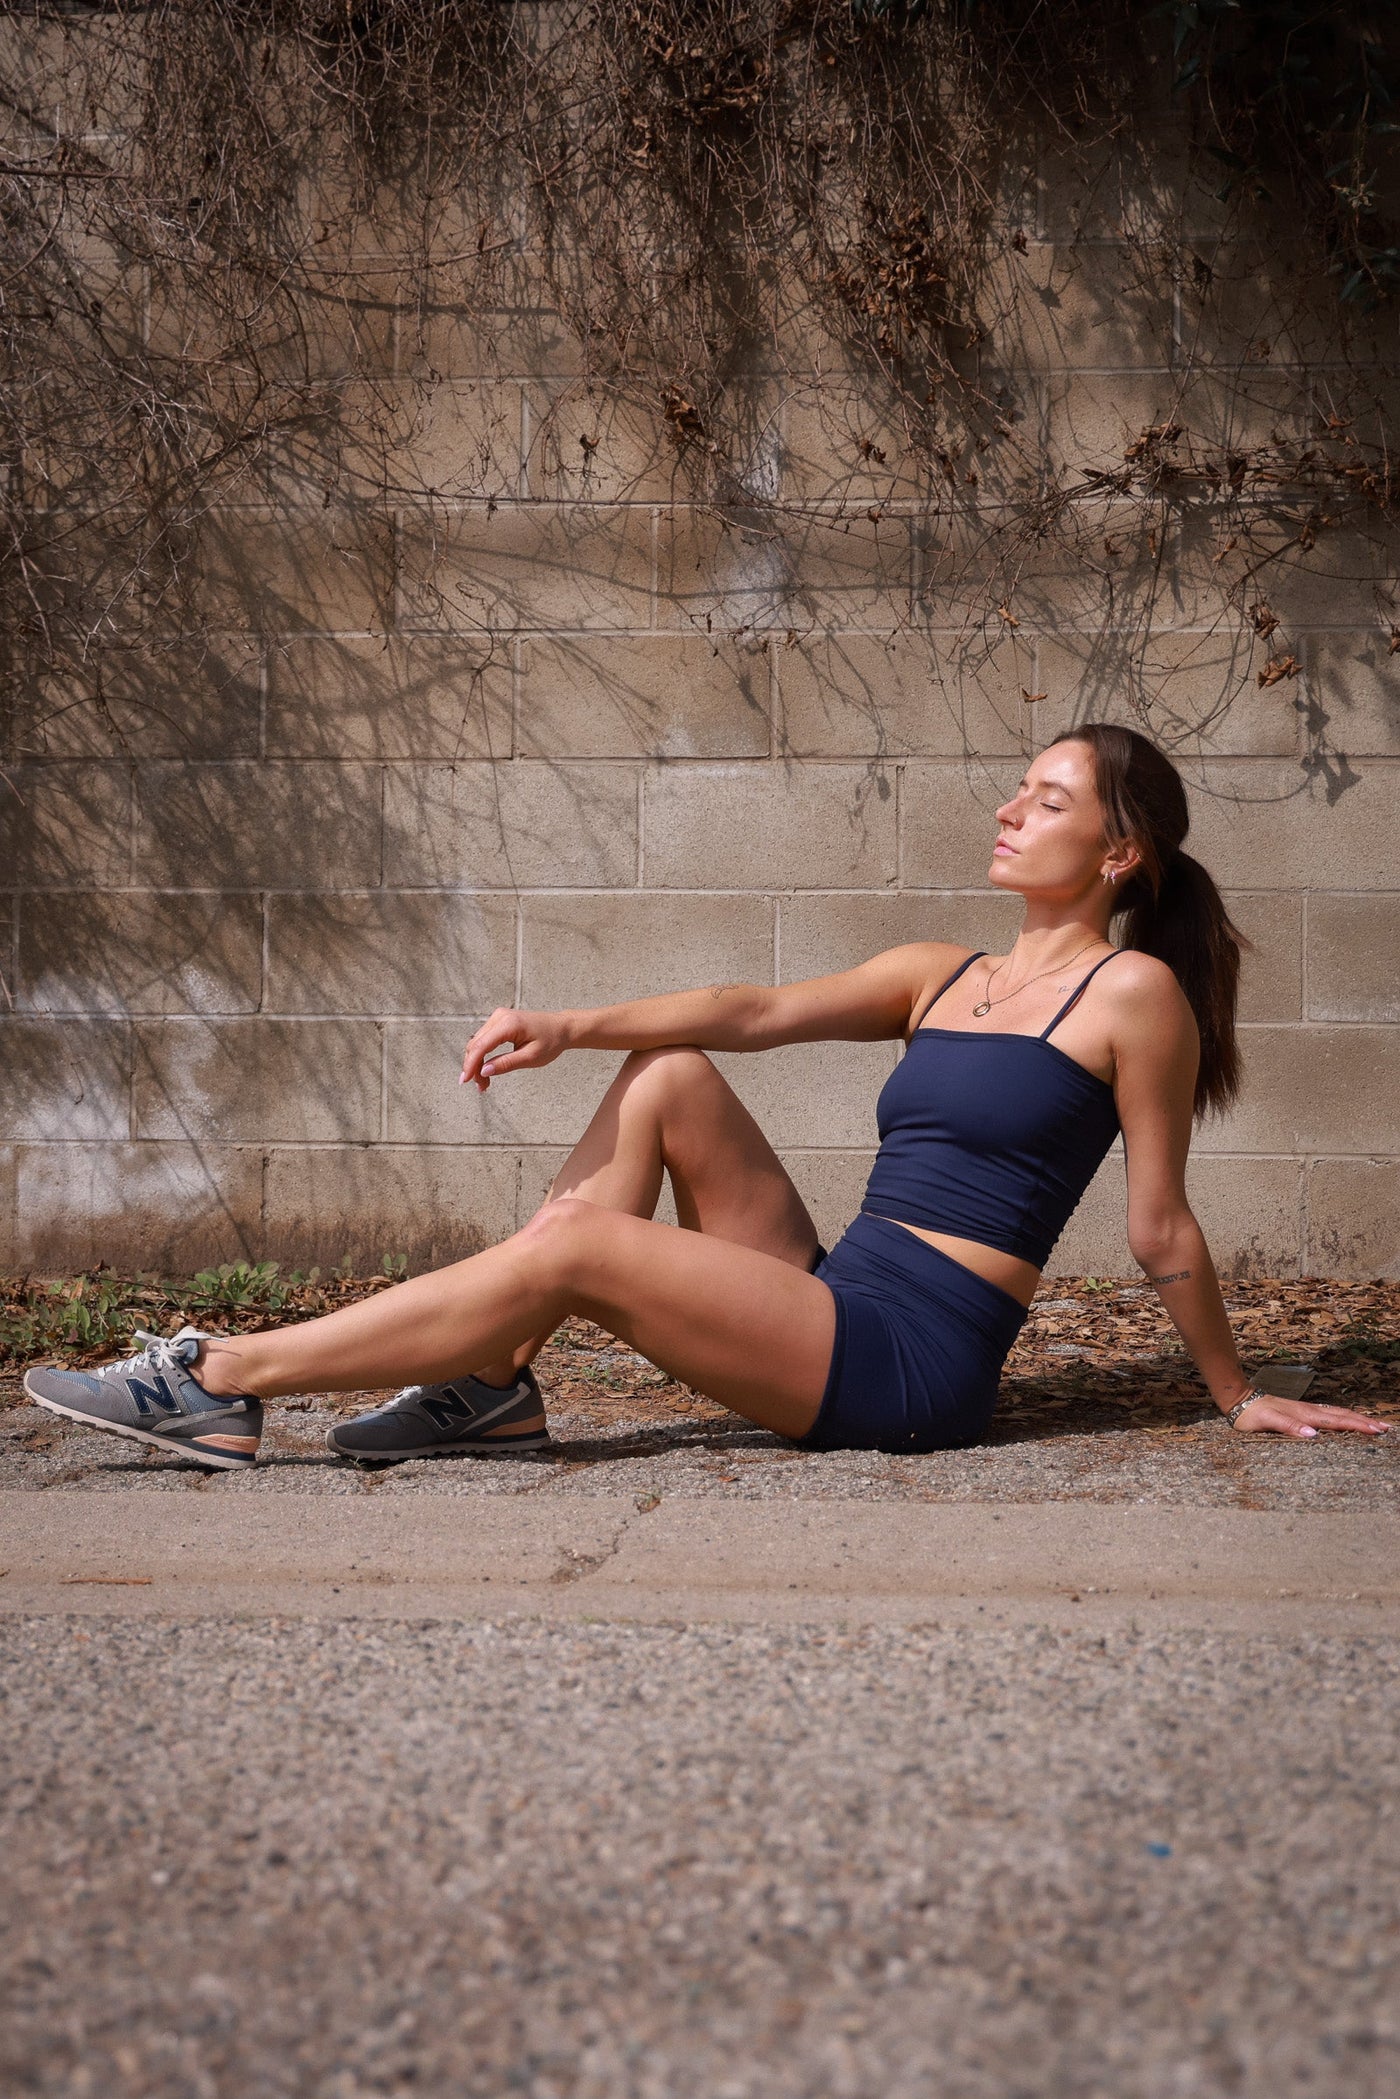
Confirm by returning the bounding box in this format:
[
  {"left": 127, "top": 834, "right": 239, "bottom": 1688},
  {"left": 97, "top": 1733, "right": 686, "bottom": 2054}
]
[
  {"left": 620, "top": 1044, "right": 718, "bottom": 1093},
  {"left": 517, "top": 1195, "right": 606, "bottom": 1281}
]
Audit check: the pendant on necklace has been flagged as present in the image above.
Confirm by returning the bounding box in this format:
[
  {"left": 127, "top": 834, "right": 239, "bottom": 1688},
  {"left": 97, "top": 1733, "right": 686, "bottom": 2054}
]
[{"left": 972, "top": 1000, "right": 991, "bottom": 1017}]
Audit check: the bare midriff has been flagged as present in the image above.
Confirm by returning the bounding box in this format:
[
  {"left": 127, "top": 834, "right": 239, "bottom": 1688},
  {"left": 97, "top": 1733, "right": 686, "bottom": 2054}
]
[{"left": 872, "top": 1218, "right": 1041, "bottom": 1309}]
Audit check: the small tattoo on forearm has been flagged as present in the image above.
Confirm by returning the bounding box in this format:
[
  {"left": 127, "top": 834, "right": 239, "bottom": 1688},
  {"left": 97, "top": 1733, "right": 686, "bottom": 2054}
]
[
  {"left": 1149, "top": 1269, "right": 1192, "bottom": 1285},
  {"left": 709, "top": 983, "right": 726, "bottom": 1000}
]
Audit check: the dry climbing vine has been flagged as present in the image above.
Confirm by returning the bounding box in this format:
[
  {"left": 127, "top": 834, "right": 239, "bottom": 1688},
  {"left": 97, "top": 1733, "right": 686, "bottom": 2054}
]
[{"left": 2, "top": 0, "right": 1396, "bottom": 759}]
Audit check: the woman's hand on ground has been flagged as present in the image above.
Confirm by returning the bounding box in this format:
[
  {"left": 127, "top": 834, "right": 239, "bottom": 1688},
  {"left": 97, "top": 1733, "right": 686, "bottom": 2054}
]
[
  {"left": 1229, "top": 1394, "right": 1390, "bottom": 1439},
  {"left": 461, "top": 1009, "right": 573, "bottom": 1091}
]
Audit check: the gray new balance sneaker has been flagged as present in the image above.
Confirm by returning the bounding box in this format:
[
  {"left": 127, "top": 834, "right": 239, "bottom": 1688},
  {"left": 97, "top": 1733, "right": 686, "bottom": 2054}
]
[
  {"left": 24, "top": 1327, "right": 263, "bottom": 1470},
  {"left": 326, "top": 1367, "right": 548, "bottom": 1464}
]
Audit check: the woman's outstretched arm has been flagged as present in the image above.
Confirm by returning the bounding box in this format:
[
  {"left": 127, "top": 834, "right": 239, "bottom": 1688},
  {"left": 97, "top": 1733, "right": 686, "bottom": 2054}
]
[
  {"left": 459, "top": 940, "right": 971, "bottom": 1090},
  {"left": 1113, "top": 953, "right": 1387, "bottom": 1440}
]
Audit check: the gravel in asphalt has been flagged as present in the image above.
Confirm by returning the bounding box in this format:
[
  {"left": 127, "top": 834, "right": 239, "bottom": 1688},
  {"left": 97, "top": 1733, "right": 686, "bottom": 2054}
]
[
  {"left": 5, "top": 1384, "right": 1397, "bottom": 1512},
  {"left": 2, "top": 1616, "right": 1396, "bottom": 2099}
]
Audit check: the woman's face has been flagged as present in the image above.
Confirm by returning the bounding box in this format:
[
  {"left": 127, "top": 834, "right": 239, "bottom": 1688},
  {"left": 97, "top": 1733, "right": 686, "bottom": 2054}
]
[{"left": 989, "top": 740, "right": 1131, "bottom": 899}]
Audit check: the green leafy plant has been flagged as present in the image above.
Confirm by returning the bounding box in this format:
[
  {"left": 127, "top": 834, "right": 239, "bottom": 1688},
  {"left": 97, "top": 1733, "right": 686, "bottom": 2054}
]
[
  {"left": 0, "top": 1257, "right": 411, "bottom": 1369},
  {"left": 188, "top": 1261, "right": 292, "bottom": 1313},
  {"left": 1336, "top": 1316, "right": 1400, "bottom": 1364},
  {"left": 0, "top": 1272, "right": 149, "bottom": 1365}
]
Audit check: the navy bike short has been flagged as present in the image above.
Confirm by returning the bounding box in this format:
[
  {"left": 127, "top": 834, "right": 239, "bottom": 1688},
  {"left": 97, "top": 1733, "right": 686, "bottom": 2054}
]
[{"left": 799, "top": 1213, "right": 1028, "bottom": 1454}]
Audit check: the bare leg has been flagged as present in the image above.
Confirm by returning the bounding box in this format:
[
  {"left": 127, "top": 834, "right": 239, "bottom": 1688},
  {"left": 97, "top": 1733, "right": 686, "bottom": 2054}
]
[
  {"left": 197, "top": 1198, "right": 834, "bottom": 1443},
  {"left": 470, "top": 1046, "right": 820, "bottom": 1396}
]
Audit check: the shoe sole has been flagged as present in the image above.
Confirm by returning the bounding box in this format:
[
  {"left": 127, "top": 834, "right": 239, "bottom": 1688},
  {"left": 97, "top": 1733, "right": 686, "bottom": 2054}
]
[
  {"left": 325, "top": 1428, "right": 552, "bottom": 1466},
  {"left": 26, "top": 1384, "right": 259, "bottom": 1470}
]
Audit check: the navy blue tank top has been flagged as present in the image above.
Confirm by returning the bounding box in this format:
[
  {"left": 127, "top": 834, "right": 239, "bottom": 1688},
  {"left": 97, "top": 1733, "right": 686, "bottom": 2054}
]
[{"left": 860, "top": 950, "right": 1122, "bottom": 1269}]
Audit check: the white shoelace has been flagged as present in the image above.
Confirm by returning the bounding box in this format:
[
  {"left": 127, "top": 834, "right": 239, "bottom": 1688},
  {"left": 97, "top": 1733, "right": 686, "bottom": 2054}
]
[{"left": 101, "top": 1329, "right": 198, "bottom": 1380}]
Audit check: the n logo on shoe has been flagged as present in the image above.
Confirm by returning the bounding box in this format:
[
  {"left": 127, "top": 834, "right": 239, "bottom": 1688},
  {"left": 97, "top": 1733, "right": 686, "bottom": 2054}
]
[
  {"left": 128, "top": 1374, "right": 181, "bottom": 1416},
  {"left": 420, "top": 1387, "right": 474, "bottom": 1432}
]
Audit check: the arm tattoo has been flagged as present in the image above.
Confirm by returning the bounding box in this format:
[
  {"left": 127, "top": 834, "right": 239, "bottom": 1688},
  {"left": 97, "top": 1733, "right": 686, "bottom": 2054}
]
[
  {"left": 1149, "top": 1269, "right": 1192, "bottom": 1286},
  {"left": 708, "top": 983, "right": 728, "bottom": 1001}
]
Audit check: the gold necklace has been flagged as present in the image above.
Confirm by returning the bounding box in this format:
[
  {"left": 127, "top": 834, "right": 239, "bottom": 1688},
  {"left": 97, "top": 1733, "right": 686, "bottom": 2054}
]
[{"left": 971, "top": 940, "right": 1107, "bottom": 1018}]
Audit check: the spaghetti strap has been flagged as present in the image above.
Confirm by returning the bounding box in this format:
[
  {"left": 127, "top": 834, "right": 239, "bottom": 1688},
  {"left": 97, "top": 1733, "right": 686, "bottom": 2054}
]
[
  {"left": 1040, "top": 949, "right": 1121, "bottom": 1039},
  {"left": 911, "top": 951, "right": 985, "bottom": 1033}
]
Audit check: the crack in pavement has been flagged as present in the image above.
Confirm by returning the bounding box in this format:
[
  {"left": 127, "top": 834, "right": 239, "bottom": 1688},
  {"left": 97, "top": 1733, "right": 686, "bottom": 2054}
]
[{"left": 548, "top": 1511, "right": 636, "bottom": 1587}]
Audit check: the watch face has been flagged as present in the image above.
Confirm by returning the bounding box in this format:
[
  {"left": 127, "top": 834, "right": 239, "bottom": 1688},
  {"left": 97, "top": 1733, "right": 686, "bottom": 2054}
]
[{"left": 1253, "top": 1364, "right": 1316, "bottom": 1402}]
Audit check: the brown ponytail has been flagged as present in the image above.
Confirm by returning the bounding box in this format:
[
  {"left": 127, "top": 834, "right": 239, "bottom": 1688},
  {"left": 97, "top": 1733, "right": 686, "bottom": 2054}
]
[{"left": 1048, "top": 724, "right": 1247, "bottom": 1118}]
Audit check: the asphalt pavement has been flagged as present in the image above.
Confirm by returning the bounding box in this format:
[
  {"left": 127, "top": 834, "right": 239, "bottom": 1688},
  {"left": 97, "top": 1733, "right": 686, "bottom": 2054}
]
[{"left": 2, "top": 1373, "right": 1397, "bottom": 2098}]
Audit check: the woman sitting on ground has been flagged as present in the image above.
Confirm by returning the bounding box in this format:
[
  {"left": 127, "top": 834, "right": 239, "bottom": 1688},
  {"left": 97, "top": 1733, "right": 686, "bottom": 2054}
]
[{"left": 28, "top": 724, "right": 1387, "bottom": 1463}]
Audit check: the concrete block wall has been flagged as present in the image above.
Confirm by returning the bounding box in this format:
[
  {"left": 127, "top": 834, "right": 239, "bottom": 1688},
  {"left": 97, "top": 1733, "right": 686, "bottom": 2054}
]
[{"left": 3, "top": 118, "right": 1398, "bottom": 1278}]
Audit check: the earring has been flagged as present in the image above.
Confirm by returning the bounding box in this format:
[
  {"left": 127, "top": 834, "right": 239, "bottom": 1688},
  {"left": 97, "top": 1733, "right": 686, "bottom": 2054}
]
[{"left": 1103, "top": 869, "right": 1117, "bottom": 885}]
